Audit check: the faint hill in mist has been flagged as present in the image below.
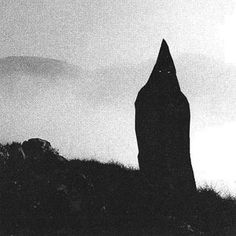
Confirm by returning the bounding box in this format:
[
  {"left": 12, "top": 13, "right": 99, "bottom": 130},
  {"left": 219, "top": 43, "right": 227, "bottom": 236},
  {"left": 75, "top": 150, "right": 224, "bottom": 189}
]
[
  {"left": 0, "top": 56, "right": 68, "bottom": 76},
  {"left": 2, "top": 54, "right": 236, "bottom": 121}
]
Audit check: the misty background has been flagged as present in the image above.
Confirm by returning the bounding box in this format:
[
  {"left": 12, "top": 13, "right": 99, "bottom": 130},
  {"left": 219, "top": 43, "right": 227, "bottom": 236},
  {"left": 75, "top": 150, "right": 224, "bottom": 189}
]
[{"left": 0, "top": 0, "right": 236, "bottom": 195}]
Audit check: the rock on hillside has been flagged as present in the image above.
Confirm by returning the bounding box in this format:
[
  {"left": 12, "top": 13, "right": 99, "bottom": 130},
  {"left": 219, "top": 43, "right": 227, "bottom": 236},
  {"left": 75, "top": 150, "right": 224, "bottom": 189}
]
[{"left": 22, "top": 138, "right": 67, "bottom": 162}]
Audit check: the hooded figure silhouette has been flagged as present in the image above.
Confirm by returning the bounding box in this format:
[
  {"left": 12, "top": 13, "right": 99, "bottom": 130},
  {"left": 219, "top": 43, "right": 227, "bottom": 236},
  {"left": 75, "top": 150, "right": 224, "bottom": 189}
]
[{"left": 135, "top": 39, "right": 196, "bottom": 201}]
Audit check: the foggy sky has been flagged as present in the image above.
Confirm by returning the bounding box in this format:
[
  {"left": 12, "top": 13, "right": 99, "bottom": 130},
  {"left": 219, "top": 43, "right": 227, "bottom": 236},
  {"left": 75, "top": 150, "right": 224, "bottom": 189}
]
[
  {"left": 1, "top": 0, "right": 236, "bottom": 195},
  {"left": 0, "top": 0, "right": 234, "bottom": 68}
]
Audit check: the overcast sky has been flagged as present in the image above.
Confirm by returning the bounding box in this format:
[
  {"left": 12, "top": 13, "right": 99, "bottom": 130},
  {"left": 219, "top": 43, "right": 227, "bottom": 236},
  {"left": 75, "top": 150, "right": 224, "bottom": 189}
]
[
  {"left": 1, "top": 0, "right": 236, "bottom": 195},
  {"left": 0, "top": 0, "right": 235, "bottom": 68}
]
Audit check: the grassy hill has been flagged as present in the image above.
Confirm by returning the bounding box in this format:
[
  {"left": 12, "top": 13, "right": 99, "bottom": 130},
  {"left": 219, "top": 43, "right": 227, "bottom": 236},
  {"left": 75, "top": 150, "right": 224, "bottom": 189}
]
[{"left": 0, "top": 141, "right": 235, "bottom": 235}]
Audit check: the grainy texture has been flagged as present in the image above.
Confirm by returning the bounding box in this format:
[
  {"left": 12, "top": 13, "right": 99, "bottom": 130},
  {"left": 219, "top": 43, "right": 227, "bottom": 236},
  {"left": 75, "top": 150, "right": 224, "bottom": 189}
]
[{"left": 135, "top": 40, "right": 196, "bottom": 202}]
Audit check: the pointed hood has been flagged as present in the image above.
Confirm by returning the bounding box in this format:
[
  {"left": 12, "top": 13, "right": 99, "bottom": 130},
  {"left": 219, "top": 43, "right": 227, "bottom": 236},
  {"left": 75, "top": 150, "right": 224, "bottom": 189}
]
[
  {"left": 155, "top": 39, "right": 176, "bottom": 74},
  {"left": 147, "top": 39, "right": 180, "bottom": 92}
]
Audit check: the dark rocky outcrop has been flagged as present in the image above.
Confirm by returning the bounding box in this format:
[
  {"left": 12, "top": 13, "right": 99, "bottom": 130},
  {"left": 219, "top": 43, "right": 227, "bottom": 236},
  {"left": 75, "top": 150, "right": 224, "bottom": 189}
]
[
  {"left": 22, "top": 138, "right": 52, "bottom": 158},
  {"left": 22, "top": 138, "right": 67, "bottom": 162},
  {"left": 135, "top": 39, "right": 196, "bottom": 200}
]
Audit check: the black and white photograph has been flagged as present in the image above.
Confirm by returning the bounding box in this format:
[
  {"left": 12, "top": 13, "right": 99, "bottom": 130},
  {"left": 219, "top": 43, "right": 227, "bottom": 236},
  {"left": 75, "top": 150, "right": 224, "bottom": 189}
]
[{"left": 0, "top": 1, "right": 236, "bottom": 235}]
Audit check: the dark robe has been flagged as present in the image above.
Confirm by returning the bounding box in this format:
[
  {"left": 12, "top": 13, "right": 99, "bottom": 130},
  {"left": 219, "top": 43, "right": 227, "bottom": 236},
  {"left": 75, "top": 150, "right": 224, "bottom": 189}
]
[{"left": 135, "top": 39, "right": 196, "bottom": 200}]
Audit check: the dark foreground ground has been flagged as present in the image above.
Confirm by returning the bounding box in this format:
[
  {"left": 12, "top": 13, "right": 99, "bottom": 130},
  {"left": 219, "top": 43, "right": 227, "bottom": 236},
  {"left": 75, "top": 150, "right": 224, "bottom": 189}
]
[{"left": 0, "top": 142, "right": 235, "bottom": 235}]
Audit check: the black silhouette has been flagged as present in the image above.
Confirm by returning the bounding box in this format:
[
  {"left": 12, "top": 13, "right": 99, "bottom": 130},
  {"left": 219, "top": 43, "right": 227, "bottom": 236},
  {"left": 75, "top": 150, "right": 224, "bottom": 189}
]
[
  {"left": 135, "top": 39, "right": 196, "bottom": 200},
  {"left": 22, "top": 138, "right": 67, "bottom": 162}
]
